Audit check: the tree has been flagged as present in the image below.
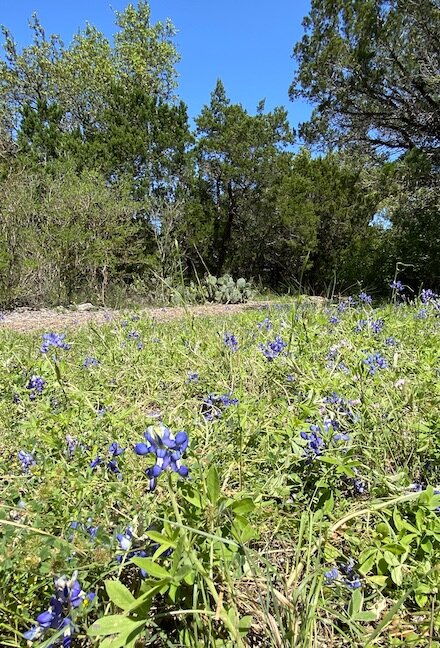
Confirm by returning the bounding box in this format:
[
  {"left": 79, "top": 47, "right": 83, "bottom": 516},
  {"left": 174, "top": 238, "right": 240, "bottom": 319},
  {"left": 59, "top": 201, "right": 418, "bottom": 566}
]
[
  {"left": 189, "top": 80, "right": 294, "bottom": 278},
  {"left": 290, "top": 0, "right": 440, "bottom": 161}
]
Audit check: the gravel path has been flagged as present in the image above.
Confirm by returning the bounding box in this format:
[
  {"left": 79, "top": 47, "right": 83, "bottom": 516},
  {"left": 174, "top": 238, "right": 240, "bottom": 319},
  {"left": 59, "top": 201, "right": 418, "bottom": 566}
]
[{"left": 0, "top": 301, "right": 274, "bottom": 333}]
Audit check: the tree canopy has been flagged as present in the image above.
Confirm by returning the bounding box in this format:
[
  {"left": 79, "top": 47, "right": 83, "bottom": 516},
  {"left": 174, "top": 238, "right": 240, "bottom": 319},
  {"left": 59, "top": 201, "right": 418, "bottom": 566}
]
[{"left": 290, "top": 0, "right": 440, "bottom": 161}]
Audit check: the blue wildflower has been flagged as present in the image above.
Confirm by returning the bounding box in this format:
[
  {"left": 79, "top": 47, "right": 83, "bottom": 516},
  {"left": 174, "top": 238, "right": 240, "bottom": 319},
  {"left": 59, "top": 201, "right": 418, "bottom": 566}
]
[
  {"left": 371, "top": 319, "right": 384, "bottom": 334},
  {"left": 340, "top": 559, "right": 362, "bottom": 589},
  {"left": 117, "top": 527, "right": 133, "bottom": 552},
  {"left": 23, "top": 572, "right": 93, "bottom": 646},
  {"left": 390, "top": 280, "right": 404, "bottom": 292},
  {"left": 134, "top": 423, "right": 189, "bottom": 491},
  {"left": 421, "top": 288, "right": 437, "bottom": 303},
  {"left": 359, "top": 292, "right": 372, "bottom": 305},
  {"left": 224, "top": 332, "right": 238, "bottom": 352},
  {"left": 202, "top": 393, "right": 238, "bottom": 420},
  {"left": 83, "top": 357, "right": 99, "bottom": 368},
  {"left": 109, "top": 442, "right": 125, "bottom": 457},
  {"left": 354, "top": 319, "right": 367, "bottom": 333},
  {"left": 27, "top": 375, "right": 45, "bottom": 399},
  {"left": 259, "top": 335, "right": 287, "bottom": 361},
  {"left": 127, "top": 330, "right": 140, "bottom": 339},
  {"left": 65, "top": 435, "right": 78, "bottom": 458},
  {"left": 89, "top": 456, "right": 102, "bottom": 469},
  {"left": 385, "top": 336, "right": 396, "bottom": 346},
  {"left": 18, "top": 450, "right": 36, "bottom": 473},
  {"left": 257, "top": 317, "right": 273, "bottom": 330},
  {"left": 40, "top": 332, "right": 70, "bottom": 354},
  {"left": 416, "top": 309, "right": 427, "bottom": 319},
  {"left": 324, "top": 567, "right": 339, "bottom": 584},
  {"left": 328, "top": 315, "right": 339, "bottom": 325},
  {"left": 187, "top": 372, "right": 199, "bottom": 383},
  {"left": 364, "top": 352, "right": 388, "bottom": 375}
]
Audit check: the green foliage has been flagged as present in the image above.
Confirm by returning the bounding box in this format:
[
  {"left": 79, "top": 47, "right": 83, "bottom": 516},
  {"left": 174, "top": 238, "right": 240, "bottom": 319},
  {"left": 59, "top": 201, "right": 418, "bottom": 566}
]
[{"left": 290, "top": 0, "right": 440, "bottom": 161}]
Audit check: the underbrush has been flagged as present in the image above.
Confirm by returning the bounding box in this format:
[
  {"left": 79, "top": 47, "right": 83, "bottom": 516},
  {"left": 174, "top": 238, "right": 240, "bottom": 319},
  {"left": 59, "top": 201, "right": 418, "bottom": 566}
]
[{"left": 1, "top": 291, "right": 440, "bottom": 647}]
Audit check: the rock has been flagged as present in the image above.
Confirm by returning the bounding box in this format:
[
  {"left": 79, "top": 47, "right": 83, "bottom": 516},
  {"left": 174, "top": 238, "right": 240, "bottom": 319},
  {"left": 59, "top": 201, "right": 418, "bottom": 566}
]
[{"left": 76, "top": 303, "right": 95, "bottom": 312}]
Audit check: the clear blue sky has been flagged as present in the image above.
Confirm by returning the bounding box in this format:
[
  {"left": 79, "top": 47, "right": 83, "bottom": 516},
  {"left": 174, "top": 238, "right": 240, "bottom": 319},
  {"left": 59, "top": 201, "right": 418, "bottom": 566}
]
[{"left": 1, "top": 0, "right": 312, "bottom": 131}]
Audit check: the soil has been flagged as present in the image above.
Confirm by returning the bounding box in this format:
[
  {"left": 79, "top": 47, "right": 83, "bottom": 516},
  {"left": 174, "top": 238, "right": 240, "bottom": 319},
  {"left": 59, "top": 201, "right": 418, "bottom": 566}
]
[{"left": 0, "top": 301, "right": 275, "bottom": 333}]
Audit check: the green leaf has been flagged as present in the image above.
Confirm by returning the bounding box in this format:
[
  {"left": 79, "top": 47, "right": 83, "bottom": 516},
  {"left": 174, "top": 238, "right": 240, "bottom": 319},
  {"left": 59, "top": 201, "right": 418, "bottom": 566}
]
[
  {"left": 238, "top": 615, "right": 253, "bottom": 637},
  {"left": 358, "top": 551, "right": 377, "bottom": 576},
  {"left": 229, "top": 498, "right": 255, "bottom": 515},
  {"left": 206, "top": 465, "right": 220, "bottom": 504},
  {"left": 348, "top": 588, "right": 362, "bottom": 616},
  {"left": 131, "top": 557, "right": 172, "bottom": 580},
  {"left": 87, "top": 615, "right": 144, "bottom": 637},
  {"left": 105, "top": 580, "right": 136, "bottom": 611},
  {"left": 146, "top": 530, "right": 176, "bottom": 549}
]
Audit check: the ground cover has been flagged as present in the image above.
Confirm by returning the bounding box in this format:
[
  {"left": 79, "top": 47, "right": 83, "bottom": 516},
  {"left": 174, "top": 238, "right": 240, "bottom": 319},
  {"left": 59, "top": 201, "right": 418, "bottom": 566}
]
[{"left": 1, "top": 292, "right": 440, "bottom": 647}]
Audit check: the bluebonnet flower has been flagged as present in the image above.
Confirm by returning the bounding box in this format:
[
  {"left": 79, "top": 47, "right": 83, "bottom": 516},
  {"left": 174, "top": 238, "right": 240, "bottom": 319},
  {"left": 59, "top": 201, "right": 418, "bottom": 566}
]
[
  {"left": 416, "top": 309, "right": 427, "bottom": 319},
  {"left": 70, "top": 519, "right": 99, "bottom": 540},
  {"left": 27, "top": 375, "right": 45, "bottom": 399},
  {"left": 354, "top": 319, "right": 367, "bottom": 333},
  {"left": 89, "top": 443, "right": 125, "bottom": 474},
  {"left": 324, "top": 567, "right": 339, "bottom": 584},
  {"left": 300, "top": 426, "right": 325, "bottom": 459},
  {"left": 328, "top": 315, "right": 339, "bottom": 325},
  {"left": 286, "top": 374, "right": 295, "bottom": 382},
  {"left": 13, "top": 392, "right": 21, "bottom": 404},
  {"left": 96, "top": 406, "right": 109, "bottom": 416},
  {"left": 337, "top": 362, "right": 350, "bottom": 374},
  {"left": 121, "top": 319, "right": 128, "bottom": 327},
  {"left": 257, "top": 317, "right": 273, "bottom": 330},
  {"left": 326, "top": 346, "right": 339, "bottom": 360},
  {"left": 40, "top": 332, "right": 70, "bottom": 354},
  {"left": 340, "top": 559, "right": 362, "bottom": 589},
  {"left": 421, "top": 288, "right": 437, "bottom": 303},
  {"left": 408, "top": 482, "right": 424, "bottom": 492},
  {"left": 371, "top": 319, "right": 384, "bottom": 334},
  {"left": 338, "top": 296, "right": 356, "bottom": 312},
  {"left": 385, "top": 336, "right": 396, "bottom": 346},
  {"left": 390, "top": 280, "right": 404, "bottom": 292},
  {"left": 23, "top": 571, "right": 94, "bottom": 646},
  {"left": 259, "top": 335, "right": 287, "bottom": 361},
  {"left": 137, "top": 341, "right": 143, "bottom": 350},
  {"left": 224, "top": 332, "right": 238, "bottom": 352},
  {"left": 134, "top": 423, "right": 189, "bottom": 491},
  {"left": 83, "top": 357, "right": 99, "bottom": 368},
  {"left": 187, "top": 372, "right": 199, "bottom": 383},
  {"left": 364, "top": 352, "right": 388, "bottom": 375},
  {"left": 127, "top": 330, "right": 140, "bottom": 339},
  {"left": 109, "top": 442, "right": 125, "bottom": 457},
  {"left": 117, "top": 527, "right": 133, "bottom": 552},
  {"left": 0, "top": 311, "right": 4, "bottom": 321},
  {"left": 65, "top": 435, "right": 78, "bottom": 458},
  {"left": 359, "top": 292, "right": 372, "bottom": 305},
  {"left": 89, "top": 456, "right": 102, "bottom": 469},
  {"left": 202, "top": 393, "right": 238, "bottom": 420},
  {"left": 18, "top": 450, "right": 36, "bottom": 473}
]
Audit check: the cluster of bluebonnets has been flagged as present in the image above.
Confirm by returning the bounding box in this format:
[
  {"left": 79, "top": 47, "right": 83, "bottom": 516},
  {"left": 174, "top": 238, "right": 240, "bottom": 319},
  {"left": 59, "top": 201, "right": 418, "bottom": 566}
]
[
  {"left": 134, "top": 423, "right": 189, "bottom": 491},
  {"left": 9, "top": 286, "right": 440, "bottom": 645},
  {"left": 23, "top": 572, "right": 94, "bottom": 647}
]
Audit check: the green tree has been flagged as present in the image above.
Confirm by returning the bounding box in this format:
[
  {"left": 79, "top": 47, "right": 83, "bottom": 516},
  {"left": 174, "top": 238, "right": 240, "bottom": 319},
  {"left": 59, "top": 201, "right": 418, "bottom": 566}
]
[
  {"left": 189, "top": 80, "right": 294, "bottom": 278},
  {"left": 290, "top": 0, "right": 440, "bottom": 160}
]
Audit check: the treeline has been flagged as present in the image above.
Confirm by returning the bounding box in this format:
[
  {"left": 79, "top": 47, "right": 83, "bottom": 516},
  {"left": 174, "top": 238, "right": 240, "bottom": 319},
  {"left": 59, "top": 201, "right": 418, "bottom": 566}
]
[{"left": 0, "top": 1, "right": 438, "bottom": 307}]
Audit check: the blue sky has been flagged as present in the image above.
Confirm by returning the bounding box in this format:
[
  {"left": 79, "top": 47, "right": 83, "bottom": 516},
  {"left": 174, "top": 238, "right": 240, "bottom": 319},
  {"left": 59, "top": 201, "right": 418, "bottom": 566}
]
[{"left": 1, "top": 0, "right": 312, "bottom": 131}]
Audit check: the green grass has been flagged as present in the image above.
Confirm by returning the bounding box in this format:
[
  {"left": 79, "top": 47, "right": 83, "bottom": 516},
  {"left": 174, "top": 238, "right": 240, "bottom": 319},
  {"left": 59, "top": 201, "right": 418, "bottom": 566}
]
[{"left": 1, "top": 296, "right": 440, "bottom": 647}]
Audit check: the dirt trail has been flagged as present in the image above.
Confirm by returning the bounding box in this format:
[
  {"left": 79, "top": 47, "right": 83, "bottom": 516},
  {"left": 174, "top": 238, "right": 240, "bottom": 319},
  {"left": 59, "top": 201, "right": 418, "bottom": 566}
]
[{"left": 0, "top": 301, "right": 275, "bottom": 333}]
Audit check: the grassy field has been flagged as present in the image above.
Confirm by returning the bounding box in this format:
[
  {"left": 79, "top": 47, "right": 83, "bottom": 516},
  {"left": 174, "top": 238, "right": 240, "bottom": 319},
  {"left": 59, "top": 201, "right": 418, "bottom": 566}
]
[{"left": 1, "top": 293, "right": 440, "bottom": 648}]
